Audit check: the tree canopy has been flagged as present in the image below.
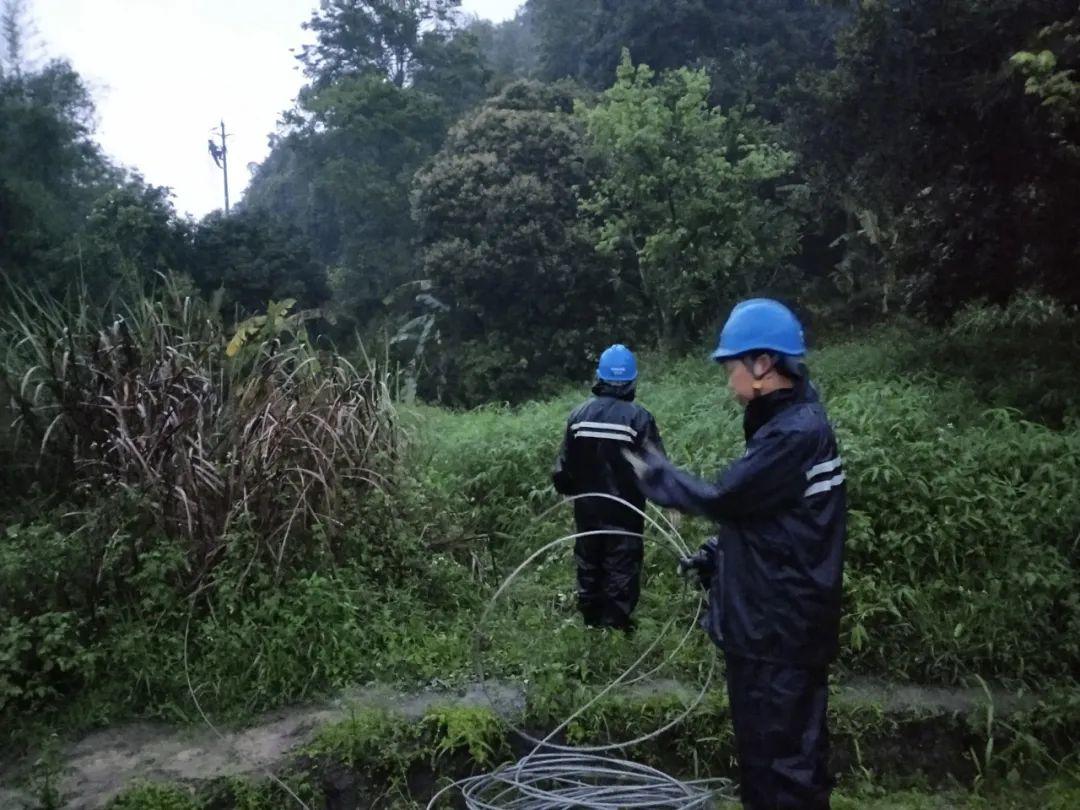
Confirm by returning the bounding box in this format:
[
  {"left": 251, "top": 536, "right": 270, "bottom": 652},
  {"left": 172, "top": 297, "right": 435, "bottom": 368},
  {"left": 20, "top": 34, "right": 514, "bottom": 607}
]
[
  {"left": 412, "top": 81, "right": 617, "bottom": 404},
  {"left": 5, "top": 0, "right": 1080, "bottom": 402},
  {"left": 579, "top": 54, "right": 803, "bottom": 348}
]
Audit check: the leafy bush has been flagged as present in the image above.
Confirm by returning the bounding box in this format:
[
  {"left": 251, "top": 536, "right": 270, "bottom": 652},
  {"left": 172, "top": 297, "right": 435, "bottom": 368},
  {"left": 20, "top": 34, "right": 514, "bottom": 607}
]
[
  {"left": 413, "top": 320, "right": 1080, "bottom": 685},
  {"left": 0, "top": 507, "right": 471, "bottom": 723},
  {"left": 0, "top": 280, "right": 404, "bottom": 722},
  {"left": 930, "top": 294, "right": 1080, "bottom": 426},
  {"left": 4, "top": 300, "right": 1079, "bottom": 745},
  {"left": 106, "top": 782, "right": 201, "bottom": 810},
  {"left": 833, "top": 384, "right": 1080, "bottom": 681},
  {"left": 0, "top": 280, "right": 396, "bottom": 579}
]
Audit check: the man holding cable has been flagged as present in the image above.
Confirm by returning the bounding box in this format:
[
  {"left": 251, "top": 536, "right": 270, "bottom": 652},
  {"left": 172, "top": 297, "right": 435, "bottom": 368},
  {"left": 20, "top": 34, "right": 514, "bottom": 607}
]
[{"left": 626, "top": 299, "right": 846, "bottom": 810}]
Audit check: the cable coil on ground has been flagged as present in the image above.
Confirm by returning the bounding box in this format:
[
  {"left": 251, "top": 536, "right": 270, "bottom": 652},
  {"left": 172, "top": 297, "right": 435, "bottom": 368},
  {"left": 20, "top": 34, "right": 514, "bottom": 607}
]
[
  {"left": 431, "top": 493, "right": 737, "bottom": 809},
  {"left": 444, "top": 751, "right": 734, "bottom": 809}
]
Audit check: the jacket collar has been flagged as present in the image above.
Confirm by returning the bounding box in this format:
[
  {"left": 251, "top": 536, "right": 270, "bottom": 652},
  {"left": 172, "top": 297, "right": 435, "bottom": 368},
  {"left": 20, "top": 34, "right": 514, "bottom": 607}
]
[
  {"left": 743, "top": 376, "right": 816, "bottom": 440},
  {"left": 592, "top": 378, "right": 637, "bottom": 401}
]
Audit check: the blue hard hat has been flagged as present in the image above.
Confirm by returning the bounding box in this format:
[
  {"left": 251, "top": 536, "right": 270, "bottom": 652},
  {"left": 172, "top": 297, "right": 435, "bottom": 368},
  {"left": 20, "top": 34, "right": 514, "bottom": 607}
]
[
  {"left": 597, "top": 344, "right": 638, "bottom": 382},
  {"left": 712, "top": 299, "right": 806, "bottom": 361}
]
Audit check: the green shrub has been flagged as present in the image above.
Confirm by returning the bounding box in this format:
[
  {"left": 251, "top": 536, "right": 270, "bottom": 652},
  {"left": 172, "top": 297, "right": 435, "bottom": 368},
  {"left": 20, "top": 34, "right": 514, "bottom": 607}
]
[
  {"left": 106, "top": 782, "right": 201, "bottom": 810},
  {"left": 413, "top": 320, "right": 1080, "bottom": 685},
  {"left": 4, "top": 304, "right": 1080, "bottom": 741},
  {"left": 310, "top": 703, "right": 506, "bottom": 802},
  {"left": 0, "top": 280, "right": 407, "bottom": 723},
  {"left": 0, "top": 280, "right": 397, "bottom": 582}
]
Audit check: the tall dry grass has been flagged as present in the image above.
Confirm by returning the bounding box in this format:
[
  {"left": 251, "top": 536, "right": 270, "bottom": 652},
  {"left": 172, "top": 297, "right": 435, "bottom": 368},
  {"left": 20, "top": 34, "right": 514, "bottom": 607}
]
[{"left": 1, "top": 279, "right": 397, "bottom": 581}]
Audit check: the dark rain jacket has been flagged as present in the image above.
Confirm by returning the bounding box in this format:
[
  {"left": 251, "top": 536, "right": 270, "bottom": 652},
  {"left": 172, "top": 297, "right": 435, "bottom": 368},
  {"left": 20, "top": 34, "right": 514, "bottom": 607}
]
[
  {"left": 638, "top": 379, "right": 846, "bottom": 667},
  {"left": 552, "top": 380, "right": 664, "bottom": 533}
]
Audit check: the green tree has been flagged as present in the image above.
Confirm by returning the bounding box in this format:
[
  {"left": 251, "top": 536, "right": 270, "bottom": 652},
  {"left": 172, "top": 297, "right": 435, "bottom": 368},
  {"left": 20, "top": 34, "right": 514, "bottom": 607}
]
[
  {"left": 527, "top": 0, "right": 845, "bottom": 119},
  {"left": 412, "top": 81, "right": 621, "bottom": 405},
  {"left": 410, "top": 25, "right": 490, "bottom": 119},
  {"left": 0, "top": 58, "right": 118, "bottom": 288},
  {"left": 249, "top": 75, "right": 445, "bottom": 330},
  {"left": 1011, "top": 11, "right": 1080, "bottom": 152},
  {"left": 304, "top": 74, "right": 446, "bottom": 253},
  {"left": 246, "top": 0, "right": 488, "bottom": 335},
  {"left": 579, "top": 54, "right": 803, "bottom": 348},
  {"left": 299, "top": 0, "right": 461, "bottom": 88},
  {"left": 1, "top": 0, "right": 33, "bottom": 76},
  {"left": 73, "top": 182, "right": 189, "bottom": 295},
  {"left": 465, "top": 11, "right": 539, "bottom": 87},
  {"left": 526, "top": 0, "right": 595, "bottom": 82},
  {"left": 795, "top": 0, "right": 1080, "bottom": 314},
  {"left": 190, "top": 209, "right": 329, "bottom": 317},
  {"left": 0, "top": 8, "right": 190, "bottom": 299}
]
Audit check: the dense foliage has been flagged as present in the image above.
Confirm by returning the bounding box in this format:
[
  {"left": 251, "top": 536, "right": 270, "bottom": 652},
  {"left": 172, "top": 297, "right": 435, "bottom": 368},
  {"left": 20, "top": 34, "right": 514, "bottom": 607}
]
[
  {"left": 242, "top": 0, "right": 489, "bottom": 335},
  {"left": 189, "top": 209, "right": 329, "bottom": 315},
  {"left": 411, "top": 80, "right": 617, "bottom": 403},
  {"left": 6, "top": 0, "right": 1079, "bottom": 401},
  {"left": 794, "top": 0, "right": 1080, "bottom": 316},
  {"left": 3, "top": 294, "right": 1078, "bottom": 732},
  {"left": 0, "top": 283, "right": 398, "bottom": 717},
  {"left": 3, "top": 0, "right": 1080, "bottom": 802},
  {"left": 579, "top": 54, "right": 802, "bottom": 348},
  {"left": 526, "top": 0, "right": 846, "bottom": 117},
  {"left": 0, "top": 57, "right": 122, "bottom": 289}
]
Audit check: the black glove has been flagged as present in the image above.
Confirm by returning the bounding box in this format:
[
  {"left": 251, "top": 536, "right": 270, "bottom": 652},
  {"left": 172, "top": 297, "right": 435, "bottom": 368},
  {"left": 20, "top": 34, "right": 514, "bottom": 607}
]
[{"left": 677, "top": 547, "right": 713, "bottom": 591}]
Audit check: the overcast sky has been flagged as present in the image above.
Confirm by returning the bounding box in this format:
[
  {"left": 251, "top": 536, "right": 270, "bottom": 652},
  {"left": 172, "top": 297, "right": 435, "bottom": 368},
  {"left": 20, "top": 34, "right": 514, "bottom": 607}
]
[{"left": 30, "top": 0, "right": 522, "bottom": 219}]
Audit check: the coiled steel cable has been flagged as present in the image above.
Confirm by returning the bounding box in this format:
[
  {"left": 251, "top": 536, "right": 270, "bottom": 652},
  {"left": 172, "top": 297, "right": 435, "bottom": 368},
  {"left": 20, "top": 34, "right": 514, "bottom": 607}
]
[
  {"left": 443, "top": 751, "right": 735, "bottom": 809},
  {"left": 430, "top": 494, "right": 737, "bottom": 809}
]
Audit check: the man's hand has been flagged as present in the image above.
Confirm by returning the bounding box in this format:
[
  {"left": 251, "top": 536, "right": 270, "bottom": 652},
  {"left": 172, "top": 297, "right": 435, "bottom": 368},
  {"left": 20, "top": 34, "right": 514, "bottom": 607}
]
[
  {"left": 623, "top": 442, "right": 685, "bottom": 510},
  {"left": 677, "top": 548, "right": 713, "bottom": 590}
]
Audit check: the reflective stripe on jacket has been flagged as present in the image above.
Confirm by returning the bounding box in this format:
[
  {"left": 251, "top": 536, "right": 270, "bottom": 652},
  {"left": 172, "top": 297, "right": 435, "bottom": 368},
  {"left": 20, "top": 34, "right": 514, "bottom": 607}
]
[
  {"left": 553, "top": 379, "right": 664, "bottom": 532},
  {"left": 639, "top": 380, "right": 846, "bottom": 666}
]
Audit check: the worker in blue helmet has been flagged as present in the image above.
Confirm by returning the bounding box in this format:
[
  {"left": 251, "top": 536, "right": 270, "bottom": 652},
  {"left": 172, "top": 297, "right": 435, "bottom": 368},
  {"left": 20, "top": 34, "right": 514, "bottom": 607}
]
[
  {"left": 626, "top": 300, "right": 846, "bottom": 809},
  {"left": 552, "top": 344, "right": 665, "bottom": 630}
]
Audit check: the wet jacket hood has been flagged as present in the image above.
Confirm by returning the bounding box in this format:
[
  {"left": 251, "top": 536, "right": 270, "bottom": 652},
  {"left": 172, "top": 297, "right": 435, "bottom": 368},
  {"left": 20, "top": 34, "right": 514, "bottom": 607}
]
[{"left": 592, "top": 378, "right": 637, "bottom": 401}]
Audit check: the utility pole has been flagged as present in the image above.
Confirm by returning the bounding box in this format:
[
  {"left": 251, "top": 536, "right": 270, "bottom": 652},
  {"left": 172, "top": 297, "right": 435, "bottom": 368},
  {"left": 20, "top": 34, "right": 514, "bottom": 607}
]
[
  {"left": 220, "top": 119, "right": 230, "bottom": 215},
  {"left": 208, "top": 120, "right": 231, "bottom": 214}
]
